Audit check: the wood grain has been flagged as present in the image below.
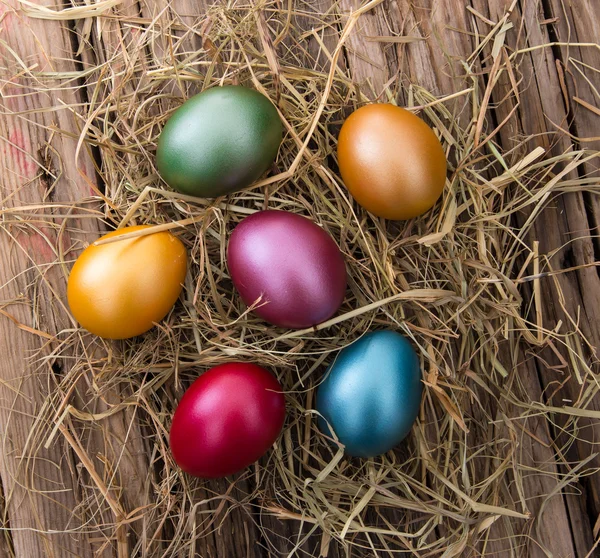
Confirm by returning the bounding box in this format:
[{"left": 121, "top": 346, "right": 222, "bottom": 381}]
[
  {"left": 0, "top": 1, "right": 106, "bottom": 555},
  {"left": 463, "top": 1, "right": 585, "bottom": 553},
  {"left": 546, "top": 0, "right": 600, "bottom": 272},
  {"left": 469, "top": 1, "right": 599, "bottom": 555},
  {"left": 95, "top": 1, "right": 265, "bottom": 554},
  {"left": 0, "top": 0, "right": 598, "bottom": 556},
  {"left": 0, "top": 1, "right": 152, "bottom": 556},
  {"left": 486, "top": 0, "right": 598, "bottom": 553}
]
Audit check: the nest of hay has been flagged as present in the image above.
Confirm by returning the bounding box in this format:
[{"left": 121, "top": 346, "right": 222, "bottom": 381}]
[{"left": 5, "top": 0, "right": 600, "bottom": 556}]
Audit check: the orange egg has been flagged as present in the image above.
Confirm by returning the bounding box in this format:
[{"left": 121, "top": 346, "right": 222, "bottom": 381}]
[
  {"left": 337, "top": 104, "right": 447, "bottom": 220},
  {"left": 67, "top": 226, "right": 187, "bottom": 339}
]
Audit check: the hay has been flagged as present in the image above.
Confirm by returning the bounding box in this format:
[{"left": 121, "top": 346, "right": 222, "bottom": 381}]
[{"left": 3, "top": 0, "right": 600, "bottom": 555}]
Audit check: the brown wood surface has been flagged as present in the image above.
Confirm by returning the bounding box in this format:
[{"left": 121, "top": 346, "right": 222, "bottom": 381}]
[
  {"left": 0, "top": 0, "right": 598, "bottom": 556},
  {"left": 0, "top": 0, "right": 151, "bottom": 556},
  {"left": 476, "top": 3, "right": 599, "bottom": 556}
]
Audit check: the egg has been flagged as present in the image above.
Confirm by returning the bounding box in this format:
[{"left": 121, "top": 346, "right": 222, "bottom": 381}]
[
  {"left": 227, "top": 210, "right": 347, "bottom": 329},
  {"left": 169, "top": 362, "right": 286, "bottom": 478},
  {"left": 316, "top": 330, "right": 422, "bottom": 457},
  {"left": 156, "top": 85, "right": 283, "bottom": 198},
  {"left": 337, "top": 104, "right": 447, "bottom": 220},
  {"left": 67, "top": 226, "right": 187, "bottom": 339}
]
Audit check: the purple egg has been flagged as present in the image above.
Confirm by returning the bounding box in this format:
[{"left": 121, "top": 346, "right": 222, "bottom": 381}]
[{"left": 227, "top": 210, "right": 347, "bottom": 329}]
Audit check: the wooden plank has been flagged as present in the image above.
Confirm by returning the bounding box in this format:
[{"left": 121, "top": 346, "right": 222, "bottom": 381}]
[
  {"left": 2, "top": 1, "right": 597, "bottom": 556},
  {"left": 69, "top": 3, "right": 162, "bottom": 555},
  {"left": 0, "top": 1, "right": 106, "bottom": 555},
  {"left": 469, "top": 0, "right": 598, "bottom": 555},
  {"left": 545, "top": 0, "right": 600, "bottom": 275},
  {"left": 0, "top": 1, "right": 153, "bottom": 556},
  {"left": 453, "top": 1, "right": 583, "bottom": 552},
  {"left": 336, "top": 2, "right": 474, "bottom": 554},
  {"left": 490, "top": 0, "right": 600, "bottom": 551},
  {"left": 54, "top": 2, "right": 154, "bottom": 553},
  {"left": 499, "top": 352, "right": 577, "bottom": 557},
  {"left": 336, "top": 0, "right": 592, "bottom": 556},
  {"left": 543, "top": 0, "right": 600, "bottom": 521},
  {"left": 86, "top": 2, "right": 267, "bottom": 555},
  {"left": 393, "top": 4, "right": 527, "bottom": 554},
  {"left": 544, "top": 0, "right": 600, "bottom": 156}
]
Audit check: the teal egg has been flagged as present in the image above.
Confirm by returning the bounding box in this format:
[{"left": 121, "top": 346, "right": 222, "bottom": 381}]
[
  {"left": 156, "top": 85, "right": 283, "bottom": 198},
  {"left": 316, "top": 330, "right": 422, "bottom": 457}
]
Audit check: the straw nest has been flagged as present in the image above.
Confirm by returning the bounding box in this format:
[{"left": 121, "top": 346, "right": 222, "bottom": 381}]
[{"left": 6, "top": 0, "right": 600, "bottom": 556}]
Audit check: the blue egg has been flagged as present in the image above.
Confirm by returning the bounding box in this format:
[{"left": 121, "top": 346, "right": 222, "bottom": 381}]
[{"left": 316, "top": 330, "right": 422, "bottom": 457}]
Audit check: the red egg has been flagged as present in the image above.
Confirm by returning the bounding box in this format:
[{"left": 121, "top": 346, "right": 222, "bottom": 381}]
[
  {"left": 227, "top": 210, "right": 347, "bottom": 328},
  {"left": 169, "top": 362, "right": 285, "bottom": 478}
]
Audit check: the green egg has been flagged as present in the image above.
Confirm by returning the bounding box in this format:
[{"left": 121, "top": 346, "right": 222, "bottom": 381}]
[{"left": 156, "top": 86, "right": 283, "bottom": 198}]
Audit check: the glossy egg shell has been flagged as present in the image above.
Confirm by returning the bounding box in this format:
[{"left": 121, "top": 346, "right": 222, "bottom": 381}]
[
  {"left": 316, "top": 330, "right": 422, "bottom": 457},
  {"left": 67, "top": 226, "right": 187, "bottom": 339},
  {"left": 169, "top": 362, "right": 286, "bottom": 478},
  {"left": 337, "top": 104, "right": 447, "bottom": 220},
  {"left": 156, "top": 85, "right": 283, "bottom": 198},
  {"left": 227, "top": 210, "right": 347, "bottom": 329}
]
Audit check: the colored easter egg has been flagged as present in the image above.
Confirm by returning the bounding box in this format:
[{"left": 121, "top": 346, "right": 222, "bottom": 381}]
[
  {"left": 337, "top": 104, "right": 447, "bottom": 220},
  {"left": 227, "top": 210, "right": 347, "bottom": 329},
  {"left": 156, "top": 85, "right": 283, "bottom": 198},
  {"left": 169, "top": 362, "right": 286, "bottom": 478},
  {"left": 316, "top": 330, "right": 422, "bottom": 457},
  {"left": 67, "top": 226, "right": 187, "bottom": 339}
]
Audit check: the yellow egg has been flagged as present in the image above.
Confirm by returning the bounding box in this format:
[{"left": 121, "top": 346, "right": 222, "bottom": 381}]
[{"left": 67, "top": 226, "right": 187, "bottom": 339}]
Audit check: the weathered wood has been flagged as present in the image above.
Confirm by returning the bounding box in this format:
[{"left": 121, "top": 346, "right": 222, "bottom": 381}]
[
  {"left": 470, "top": 0, "right": 599, "bottom": 555},
  {"left": 336, "top": 2, "right": 583, "bottom": 556},
  {"left": 546, "top": 0, "right": 600, "bottom": 275},
  {"left": 0, "top": 1, "right": 152, "bottom": 556},
  {"left": 0, "top": 1, "right": 107, "bottom": 555},
  {"left": 545, "top": 0, "right": 600, "bottom": 523},
  {"left": 69, "top": 3, "right": 168, "bottom": 555},
  {"left": 84, "top": 1, "right": 267, "bottom": 554},
  {"left": 1, "top": 0, "right": 598, "bottom": 556},
  {"left": 460, "top": 0, "right": 589, "bottom": 553}
]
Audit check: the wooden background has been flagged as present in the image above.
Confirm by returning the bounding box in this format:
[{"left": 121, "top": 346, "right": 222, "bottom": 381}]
[{"left": 0, "top": 0, "right": 599, "bottom": 556}]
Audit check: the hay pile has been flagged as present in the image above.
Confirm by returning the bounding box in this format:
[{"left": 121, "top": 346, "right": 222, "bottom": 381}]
[{"left": 8, "top": 0, "right": 600, "bottom": 555}]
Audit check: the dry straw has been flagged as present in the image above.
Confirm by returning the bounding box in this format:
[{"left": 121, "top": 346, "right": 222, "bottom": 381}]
[{"left": 3, "top": 0, "right": 599, "bottom": 556}]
